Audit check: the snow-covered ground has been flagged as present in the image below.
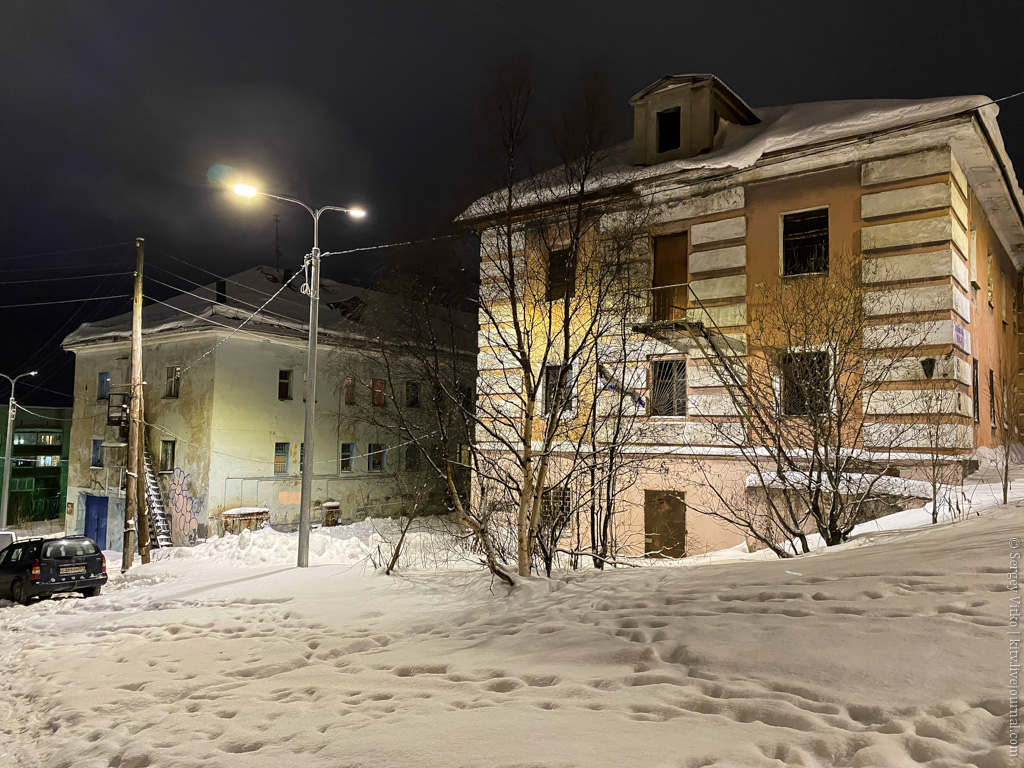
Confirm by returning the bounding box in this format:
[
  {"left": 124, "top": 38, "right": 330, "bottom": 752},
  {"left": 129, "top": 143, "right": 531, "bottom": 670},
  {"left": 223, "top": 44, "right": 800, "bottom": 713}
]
[{"left": 0, "top": 479, "right": 1019, "bottom": 767}]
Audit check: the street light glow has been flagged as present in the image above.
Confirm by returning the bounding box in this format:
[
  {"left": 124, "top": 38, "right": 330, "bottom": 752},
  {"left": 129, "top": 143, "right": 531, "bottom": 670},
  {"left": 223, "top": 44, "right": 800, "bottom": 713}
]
[
  {"left": 348, "top": 207, "right": 367, "bottom": 219},
  {"left": 233, "top": 184, "right": 258, "bottom": 197}
]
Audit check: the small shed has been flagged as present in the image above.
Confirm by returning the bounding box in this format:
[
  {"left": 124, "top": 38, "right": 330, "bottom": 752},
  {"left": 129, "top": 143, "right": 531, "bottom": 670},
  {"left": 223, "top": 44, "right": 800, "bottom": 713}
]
[{"left": 220, "top": 507, "right": 271, "bottom": 535}]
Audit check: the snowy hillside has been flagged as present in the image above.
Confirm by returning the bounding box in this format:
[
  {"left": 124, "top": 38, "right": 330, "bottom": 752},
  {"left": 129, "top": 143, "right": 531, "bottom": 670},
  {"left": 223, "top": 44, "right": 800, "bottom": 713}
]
[{"left": 0, "top": 485, "right": 1018, "bottom": 767}]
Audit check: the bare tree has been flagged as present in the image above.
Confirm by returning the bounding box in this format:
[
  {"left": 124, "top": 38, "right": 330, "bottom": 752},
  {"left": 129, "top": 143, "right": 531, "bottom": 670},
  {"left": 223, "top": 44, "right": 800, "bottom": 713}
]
[{"left": 994, "top": 354, "right": 1021, "bottom": 505}]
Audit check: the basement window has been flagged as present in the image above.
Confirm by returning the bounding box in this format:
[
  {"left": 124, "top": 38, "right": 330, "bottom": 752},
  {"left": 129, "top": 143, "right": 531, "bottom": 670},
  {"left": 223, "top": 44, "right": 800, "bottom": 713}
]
[
  {"left": 159, "top": 440, "right": 175, "bottom": 473},
  {"left": 781, "top": 351, "right": 830, "bottom": 416},
  {"left": 546, "top": 248, "right": 575, "bottom": 302},
  {"left": 278, "top": 370, "right": 293, "bottom": 401},
  {"left": 650, "top": 359, "right": 687, "bottom": 417},
  {"left": 782, "top": 209, "right": 829, "bottom": 276},
  {"left": 656, "top": 107, "right": 681, "bottom": 153}
]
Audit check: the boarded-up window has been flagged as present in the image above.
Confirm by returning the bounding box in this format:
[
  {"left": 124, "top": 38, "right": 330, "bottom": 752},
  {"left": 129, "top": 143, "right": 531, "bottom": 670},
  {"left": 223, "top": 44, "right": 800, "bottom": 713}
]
[
  {"left": 371, "top": 378, "right": 386, "bottom": 406},
  {"left": 644, "top": 490, "right": 686, "bottom": 558},
  {"left": 546, "top": 248, "right": 575, "bottom": 302},
  {"left": 656, "top": 107, "right": 681, "bottom": 153},
  {"left": 782, "top": 209, "right": 829, "bottom": 276},
  {"left": 781, "top": 351, "right": 829, "bottom": 416},
  {"left": 650, "top": 359, "right": 687, "bottom": 417},
  {"left": 274, "top": 442, "right": 289, "bottom": 475}
]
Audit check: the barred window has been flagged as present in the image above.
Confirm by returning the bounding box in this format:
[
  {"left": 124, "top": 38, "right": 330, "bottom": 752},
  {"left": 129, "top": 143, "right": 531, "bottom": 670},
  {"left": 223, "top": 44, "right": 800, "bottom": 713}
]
[
  {"left": 650, "top": 360, "right": 686, "bottom": 417},
  {"left": 781, "top": 351, "right": 829, "bottom": 416},
  {"left": 274, "top": 442, "right": 289, "bottom": 475}
]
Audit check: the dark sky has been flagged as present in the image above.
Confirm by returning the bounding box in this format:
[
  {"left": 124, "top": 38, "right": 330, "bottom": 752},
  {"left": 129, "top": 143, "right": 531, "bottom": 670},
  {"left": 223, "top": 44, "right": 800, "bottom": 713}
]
[{"left": 2, "top": 0, "right": 1022, "bottom": 404}]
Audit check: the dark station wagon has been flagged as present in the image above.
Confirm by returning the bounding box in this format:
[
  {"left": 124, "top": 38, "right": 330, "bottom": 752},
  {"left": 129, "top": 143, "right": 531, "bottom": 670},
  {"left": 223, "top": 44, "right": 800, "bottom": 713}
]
[{"left": 0, "top": 535, "right": 107, "bottom": 605}]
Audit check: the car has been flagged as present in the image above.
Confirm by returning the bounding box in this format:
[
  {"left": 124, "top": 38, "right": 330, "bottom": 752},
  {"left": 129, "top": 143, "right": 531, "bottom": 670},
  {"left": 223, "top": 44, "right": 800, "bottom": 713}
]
[
  {"left": 0, "top": 535, "right": 108, "bottom": 605},
  {"left": 0, "top": 531, "right": 15, "bottom": 552}
]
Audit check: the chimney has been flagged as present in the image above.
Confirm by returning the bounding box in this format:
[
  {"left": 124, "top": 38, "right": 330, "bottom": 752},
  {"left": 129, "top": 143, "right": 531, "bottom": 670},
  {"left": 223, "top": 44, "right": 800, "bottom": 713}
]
[
  {"left": 216, "top": 279, "right": 227, "bottom": 303},
  {"left": 282, "top": 268, "right": 293, "bottom": 284}
]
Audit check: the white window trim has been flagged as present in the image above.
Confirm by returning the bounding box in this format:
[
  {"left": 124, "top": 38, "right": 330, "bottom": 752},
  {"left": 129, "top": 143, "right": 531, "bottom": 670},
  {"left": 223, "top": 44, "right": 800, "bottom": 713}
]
[{"left": 646, "top": 356, "right": 689, "bottom": 420}]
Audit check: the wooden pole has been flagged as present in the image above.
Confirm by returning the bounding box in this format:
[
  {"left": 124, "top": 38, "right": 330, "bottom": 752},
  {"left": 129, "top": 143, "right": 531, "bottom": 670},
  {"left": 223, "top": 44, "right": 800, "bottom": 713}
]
[
  {"left": 121, "top": 237, "right": 144, "bottom": 572},
  {"left": 136, "top": 385, "right": 151, "bottom": 563}
]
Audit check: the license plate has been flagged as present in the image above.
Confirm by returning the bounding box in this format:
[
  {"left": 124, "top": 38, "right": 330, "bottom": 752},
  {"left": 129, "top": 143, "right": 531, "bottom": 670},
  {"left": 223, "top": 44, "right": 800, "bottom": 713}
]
[{"left": 60, "top": 565, "right": 86, "bottom": 575}]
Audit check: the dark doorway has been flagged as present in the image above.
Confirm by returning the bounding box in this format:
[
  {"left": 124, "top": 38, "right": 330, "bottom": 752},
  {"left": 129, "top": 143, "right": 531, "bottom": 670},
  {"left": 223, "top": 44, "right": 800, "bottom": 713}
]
[{"left": 644, "top": 490, "right": 687, "bottom": 557}]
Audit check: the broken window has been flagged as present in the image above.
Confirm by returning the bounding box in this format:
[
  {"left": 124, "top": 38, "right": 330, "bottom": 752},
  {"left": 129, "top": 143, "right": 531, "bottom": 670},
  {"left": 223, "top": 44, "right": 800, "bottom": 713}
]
[
  {"left": 546, "top": 248, "right": 575, "bottom": 302},
  {"left": 656, "top": 107, "right": 681, "bottom": 153},
  {"left": 782, "top": 209, "right": 829, "bottom": 276},
  {"left": 371, "top": 378, "right": 386, "bottom": 407},
  {"left": 164, "top": 366, "right": 181, "bottom": 398},
  {"left": 274, "top": 442, "right": 289, "bottom": 475},
  {"left": 97, "top": 371, "right": 110, "bottom": 401},
  {"left": 368, "top": 444, "right": 386, "bottom": 472},
  {"left": 159, "top": 440, "right": 175, "bottom": 473},
  {"left": 543, "top": 365, "right": 575, "bottom": 415},
  {"left": 340, "top": 442, "right": 354, "bottom": 472},
  {"left": 278, "top": 370, "right": 293, "bottom": 400},
  {"left": 650, "top": 359, "right": 687, "bottom": 417},
  {"left": 91, "top": 439, "right": 104, "bottom": 469},
  {"left": 781, "top": 351, "right": 830, "bottom": 416},
  {"left": 405, "top": 382, "right": 420, "bottom": 408}
]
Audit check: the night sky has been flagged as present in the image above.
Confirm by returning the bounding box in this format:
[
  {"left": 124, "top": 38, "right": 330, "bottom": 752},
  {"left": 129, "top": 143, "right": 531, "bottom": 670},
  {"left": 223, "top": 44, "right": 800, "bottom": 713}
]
[{"left": 2, "top": 1, "right": 1022, "bottom": 405}]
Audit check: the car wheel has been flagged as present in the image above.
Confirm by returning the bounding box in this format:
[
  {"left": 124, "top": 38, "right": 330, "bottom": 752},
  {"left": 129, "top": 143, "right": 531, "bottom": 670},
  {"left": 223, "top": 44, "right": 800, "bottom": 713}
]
[
  {"left": 11, "top": 580, "right": 29, "bottom": 606},
  {"left": 80, "top": 586, "right": 101, "bottom": 598}
]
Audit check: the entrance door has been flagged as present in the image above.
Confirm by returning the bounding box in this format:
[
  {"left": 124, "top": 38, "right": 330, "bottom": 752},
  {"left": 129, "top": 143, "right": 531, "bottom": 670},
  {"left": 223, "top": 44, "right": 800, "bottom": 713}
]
[
  {"left": 652, "top": 233, "right": 688, "bottom": 321},
  {"left": 84, "top": 496, "right": 108, "bottom": 549},
  {"left": 644, "top": 490, "right": 686, "bottom": 558}
]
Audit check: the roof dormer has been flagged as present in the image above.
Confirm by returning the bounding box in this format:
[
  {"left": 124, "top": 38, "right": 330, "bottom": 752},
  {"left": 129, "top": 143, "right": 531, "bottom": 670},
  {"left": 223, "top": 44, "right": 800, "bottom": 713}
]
[{"left": 629, "top": 74, "right": 760, "bottom": 166}]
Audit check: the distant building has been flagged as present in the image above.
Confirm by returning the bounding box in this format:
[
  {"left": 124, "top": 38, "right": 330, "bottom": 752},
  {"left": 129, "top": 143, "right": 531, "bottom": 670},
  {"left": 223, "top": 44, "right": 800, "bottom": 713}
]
[
  {"left": 0, "top": 405, "right": 72, "bottom": 526},
  {"left": 61, "top": 267, "right": 474, "bottom": 549}
]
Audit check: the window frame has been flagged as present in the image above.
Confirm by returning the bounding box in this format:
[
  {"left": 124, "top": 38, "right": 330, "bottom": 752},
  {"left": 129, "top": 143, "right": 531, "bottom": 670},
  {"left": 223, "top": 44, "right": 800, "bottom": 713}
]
[
  {"left": 159, "top": 440, "right": 175, "bottom": 473},
  {"left": 343, "top": 376, "right": 356, "bottom": 405},
  {"left": 546, "top": 247, "right": 576, "bottom": 302},
  {"left": 779, "top": 349, "right": 831, "bottom": 417},
  {"left": 97, "top": 371, "right": 111, "bottom": 401},
  {"left": 404, "top": 443, "right": 420, "bottom": 472},
  {"left": 278, "top": 370, "right": 293, "bottom": 401},
  {"left": 164, "top": 365, "right": 181, "bottom": 399},
  {"left": 543, "top": 364, "right": 576, "bottom": 416},
  {"left": 90, "top": 439, "right": 104, "bottom": 469},
  {"left": 648, "top": 358, "right": 688, "bottom": 418},
  {"left": 780, "top": 207, "right": 830, "bottom": 277},
  {"left": 367, "top": 443, "right": 386, "bottom": 472},
  {"left": 405, "top": 381, "right": 420, "bottom": 409},
  {"left": 656, "top": 107, "right": 681, "bottom": 154},
  {"left": 340, "top": 442, "right": 355, "bottom": 472},
  {"left": 371, "top": 378, "right": 386, "bottom": 407},
  {"left": 274, "top": 442, "right": 289, "bottom": 475}
]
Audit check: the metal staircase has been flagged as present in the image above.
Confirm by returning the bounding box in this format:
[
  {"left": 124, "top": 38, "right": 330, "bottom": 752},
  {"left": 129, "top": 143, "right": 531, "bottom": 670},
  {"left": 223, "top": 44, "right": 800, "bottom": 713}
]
[{"left": 143, "top": 449, "right": 173, "bottom": 548}]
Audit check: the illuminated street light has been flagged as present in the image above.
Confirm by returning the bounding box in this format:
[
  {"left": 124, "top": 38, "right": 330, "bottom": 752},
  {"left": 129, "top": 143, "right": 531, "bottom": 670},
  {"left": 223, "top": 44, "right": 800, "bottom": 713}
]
[{"left": 229, "top": 182, "right": 366, "bottom": 567}]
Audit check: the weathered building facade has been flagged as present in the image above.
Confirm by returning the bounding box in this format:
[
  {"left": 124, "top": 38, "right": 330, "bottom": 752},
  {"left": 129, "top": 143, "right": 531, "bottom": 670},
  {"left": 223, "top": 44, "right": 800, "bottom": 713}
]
[
  {"left": 62, "top": 267, "right": 471, "bottom": 549},
  {"left": 466, "top": 74, "right": 1024, "bottom": 556}
]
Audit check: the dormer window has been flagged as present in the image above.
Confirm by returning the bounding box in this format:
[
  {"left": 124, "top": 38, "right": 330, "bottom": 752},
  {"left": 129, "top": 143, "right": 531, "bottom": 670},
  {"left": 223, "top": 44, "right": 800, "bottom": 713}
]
[{"left": 657, "top": 107, "right": 681, "bottom": 153}]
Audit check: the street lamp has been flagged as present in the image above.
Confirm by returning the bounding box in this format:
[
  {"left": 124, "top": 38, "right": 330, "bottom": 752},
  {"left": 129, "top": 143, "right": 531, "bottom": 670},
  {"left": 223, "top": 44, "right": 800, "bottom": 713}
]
[
  {"left": 1, "top": 371, "right": 37, "bottom": 529},
  {"left": 231, "top": 183, "right": 365, "bottom": 567}
]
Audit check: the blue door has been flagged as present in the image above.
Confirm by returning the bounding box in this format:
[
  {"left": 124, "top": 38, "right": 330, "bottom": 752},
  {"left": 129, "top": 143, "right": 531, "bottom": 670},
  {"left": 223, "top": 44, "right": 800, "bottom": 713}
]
[{"left": 84, "top": 496, "right": 108, "bottom": 549}]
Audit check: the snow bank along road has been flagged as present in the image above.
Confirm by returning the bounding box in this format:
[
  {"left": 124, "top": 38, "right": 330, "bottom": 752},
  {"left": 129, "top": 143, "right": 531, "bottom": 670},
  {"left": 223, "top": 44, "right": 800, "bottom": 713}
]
[{"left": 0, "top": 509, "right": 1018, "bottom": 768}]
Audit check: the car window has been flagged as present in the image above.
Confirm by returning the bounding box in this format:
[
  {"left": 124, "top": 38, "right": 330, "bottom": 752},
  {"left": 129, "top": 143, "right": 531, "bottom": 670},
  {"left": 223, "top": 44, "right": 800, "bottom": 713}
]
[
  {"left": 0, "top": 548, "right": 9, "bottom": 566},
  {"left": 42, "top": 539, "right": 99, "bottom": 559},
  {"left": 8, "top": 546, "right": 25, "bottom": 565}
]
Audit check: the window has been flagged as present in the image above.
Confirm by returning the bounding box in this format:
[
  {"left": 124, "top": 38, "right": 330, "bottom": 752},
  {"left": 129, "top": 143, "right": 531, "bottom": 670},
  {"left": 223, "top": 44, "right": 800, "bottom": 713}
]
[
  {"left": 368, "top": 444, "right": 386, "bottom": 472},
  {"left": 10, "top": 477, "right": 34, "bottom": 492},
  {"left": 371, "top": 378, "right": 386, "bottom": 407},
  {"left": 13, "top": 432, "right": 36, "bottom": 446},
  {"left": 546, "top": 248, "right": 575, "bottom": 302},
  {"left": 91, "top": 439, "right": 104, "bottom": 468},
  {"left": 344, "top": 376, "right": 356, "bottom": 405},
  {"left": 972, "top": 359, "right": 980, "bottom": 424},
  {"left": 278, "top": 370, "right": 293, "bottom": 400},
  {"left": 274, "top": 442, "right": 289, "bottom": 475},
  {"left": 458, "top": 444, "right": 472, "bottom": 466},
  {"left": 405, "top": 382, "right": 420, "bottom": 408},
  {"left": 650, "top": 359, "right": 687, "bottom": 417},
  {"left": 160, "top": 440, "right": 175, "bottom": 472},
  {"left": 652, "top": 233, "right": 688, "bottom": 322},
  {"left": 97, "top": 371, "right": 110, "bottom": 401},
  {"left": 340, "top": 442, "right": 355, "bottom": 472},
  {"left": 38, "top": 432, "right": 60, "bottom": 446},
  {"left": 404, "top": 443, "right": 420, "bottom": 472},
  {"left": 300, "top": 443, "right": 305, "bottom": 469},
  {"left": 969, "top": 227, "right": 979, "bottom": 288},
  {"left": 782, "top": 209, "right": 829, "bottom": 276},
  {"left": 36, "top": 455, "right": 59, "bottom": 468},
  {"left": 543, "top": 365, "right": 575, "bottom": 415},
  {"left": 987, "top": 253, "right": 994, "bottom": 307},
  {"left": 656, "top": 107, "right": 681, "bottom": 153},
  {"left": 165, "top": 366, "right": 181, "bottom": 398},
  {"left": 989, "top": 369, "right": 996, "bottom": 429},
  {"left": 541, "top": 487, "right": 572, "bottom": 525},
  {"left": 780, "top": 351, "right": 830, "bottom": 416}
]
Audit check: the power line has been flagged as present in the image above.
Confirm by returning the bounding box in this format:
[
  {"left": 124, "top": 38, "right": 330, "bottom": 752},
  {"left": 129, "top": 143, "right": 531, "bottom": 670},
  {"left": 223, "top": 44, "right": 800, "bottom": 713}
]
[
  {"left": 16, "top": 403, "right": 108, "bottom": 422},
  {"left": 139, "top": 293, "right": 304, "bottom": 351},
  {"left": 0, "top": 241, "right": 134, "bottom": 263},
  {"left": 0, "top": 271, "right": 133, "bottom": 285},
  {"left": 0, "top": 260, "right": 128, "bottom": 276},
  {"left": 319, "top": 233, "right": 461, "bottom": 262},
  {"left": 0, "top": 294, "right": 132, "bottom": 309},
  {"left": 144, "top": 272, "right": 301, "bottom": 326}
]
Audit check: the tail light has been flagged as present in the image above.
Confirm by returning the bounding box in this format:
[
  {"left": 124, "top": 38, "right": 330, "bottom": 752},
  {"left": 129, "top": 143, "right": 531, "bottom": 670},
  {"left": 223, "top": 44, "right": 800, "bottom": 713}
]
[
  {"left": 30, "top": 559, "right": 40, "bottom": 582},
  {"left": 101, "top": 554, "right": 107, "bottom": 575}
]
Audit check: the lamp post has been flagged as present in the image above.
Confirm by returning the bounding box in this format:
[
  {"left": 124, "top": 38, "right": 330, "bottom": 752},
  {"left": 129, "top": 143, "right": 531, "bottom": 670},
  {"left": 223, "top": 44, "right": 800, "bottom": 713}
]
[
  {"left": 232, "top": 184, "right": 365, "bottom": 567},
  {"left": 1, "top": 371, "right": 37, "bottom": 529}
]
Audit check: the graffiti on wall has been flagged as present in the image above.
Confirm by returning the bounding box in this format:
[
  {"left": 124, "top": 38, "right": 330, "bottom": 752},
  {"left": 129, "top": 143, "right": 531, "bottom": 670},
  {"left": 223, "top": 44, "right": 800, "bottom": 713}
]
[{"left": 170, "top": 467, "right": 203, "bottom": 544}]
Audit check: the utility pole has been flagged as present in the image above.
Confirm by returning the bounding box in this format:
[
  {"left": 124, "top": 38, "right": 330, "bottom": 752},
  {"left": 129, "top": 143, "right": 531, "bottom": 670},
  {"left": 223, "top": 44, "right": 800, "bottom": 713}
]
[
  {"left": 0, "top": 371, "right": 36, "bottom": 529},
  {"left": 136, "top": 381, "right": 151, "bottom": 564},
  {"left": 122, "top": 237, "right": 144, "bottom": 572}
]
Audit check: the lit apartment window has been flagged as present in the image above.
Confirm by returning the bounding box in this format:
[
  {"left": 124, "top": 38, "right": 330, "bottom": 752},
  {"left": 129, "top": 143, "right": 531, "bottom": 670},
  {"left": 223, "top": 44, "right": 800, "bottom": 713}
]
[
  {"left": 405, "top": 382, "right": 420, "bottom": 408},
  {"left": 371, "top": 378, "right": 386, "bottom": 407},
  {"left": 165, "top": 366, "right": 181, "bottom": 398},
  {"left": 404, "top": 443, "right": 420, "bottom": 472},
  {"left": 13, "top": 432, "right": 36, "bottom": 446},
  {"left": 656, "top": 107, "right": 681, "bottom": 153},
  {"left": 344, "top": 376, "right": 356, "bottom": 405},
  {"left": 340, "top": 443, "right": 355, "bottom": 472},
  {"left": 781, "top": 351, "right": 829, "bottom": 416},
  {"left": 91, "top": 439, "right": 104, "bottom": 468},
  {"left": 160, "top": 440, "right": 175, "bottom": 473},
  {"left": 278, "top": 370, "right": 293, "bottom": 400},
  {"left": 368, "top": 444, "right": 386, "bottom": 472},
  {"left": 650, "top": 360, "right": 687, "bottom": 417},
  {"left": 36, "top": 455, "right": 59, "bottom": 468},
  {"left": 38, "top": 432, "right": 60, "bottom": 446},
  {"left": 543, "top": 365, "right": 575, "bottom": 415},
  {"left": 274, "top": 442, "right": 289, "bottom": 475},
  {"left": 546, "top": 248, "right": 575, "bottom": 302},
  {"left": 97, "top": 371, "right": 111, "bottom": 401},
  {"left": 782, "top": 209, "right": 829, "bottom": 276}
]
